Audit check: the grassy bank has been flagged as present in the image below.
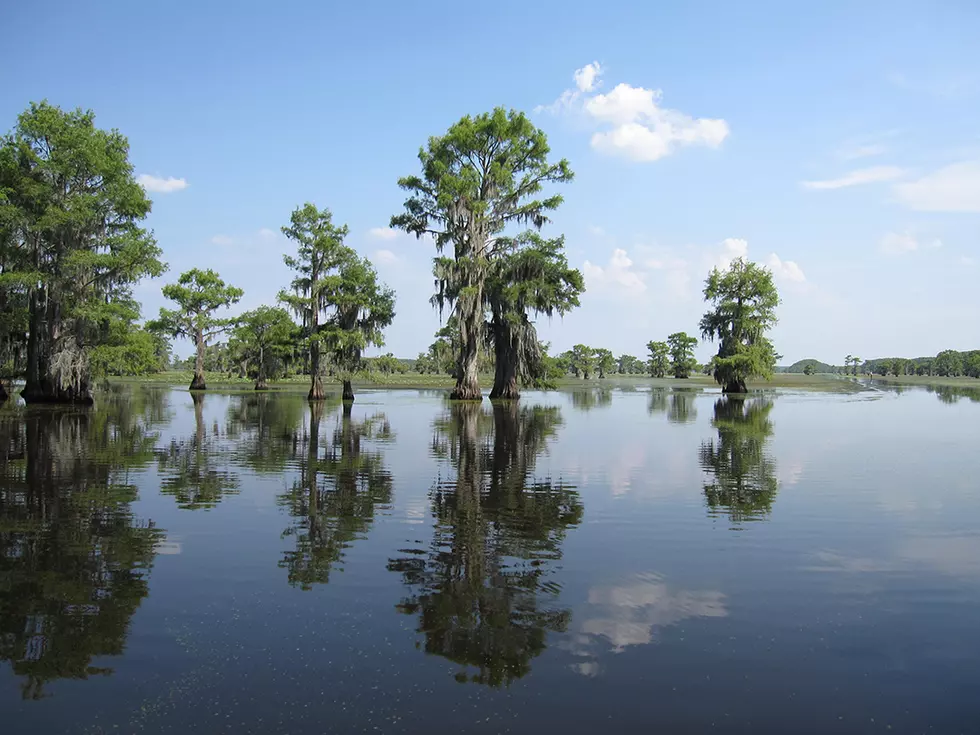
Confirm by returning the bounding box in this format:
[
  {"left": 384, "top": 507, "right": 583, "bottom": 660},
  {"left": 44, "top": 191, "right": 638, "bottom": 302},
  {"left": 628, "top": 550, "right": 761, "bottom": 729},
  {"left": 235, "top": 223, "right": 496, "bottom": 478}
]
[{"left": 110, "top": 370, "right": 857, "bottom": 394}]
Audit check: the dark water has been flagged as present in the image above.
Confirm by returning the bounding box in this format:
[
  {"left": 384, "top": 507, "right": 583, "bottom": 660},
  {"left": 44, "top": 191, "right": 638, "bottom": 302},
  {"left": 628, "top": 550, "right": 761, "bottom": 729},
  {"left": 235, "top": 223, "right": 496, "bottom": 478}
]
[{"left": 2, "top": 383, "right": 979, "bottom": 734}]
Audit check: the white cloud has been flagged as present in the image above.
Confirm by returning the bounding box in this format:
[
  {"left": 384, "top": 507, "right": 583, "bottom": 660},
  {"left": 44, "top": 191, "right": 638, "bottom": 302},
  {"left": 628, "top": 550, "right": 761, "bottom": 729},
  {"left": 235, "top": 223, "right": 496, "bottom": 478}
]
[
  {"left": 801, "top": 165, "right": 905, "bottom": 190},
  {"left": 368, "top": 227, "right": 400, "bottom": 240},
  {"left": 583, "top": 248, "right": 647, "bottom": 295},
  {"left": 538, "top": 68, "right": 729, "bottom": 162},
  {"left": 210, "top": 234, "right": 233, "bottom": 246},
  {"left": 710, "top": 237, "right": 748, "bottom": 271},
  {"left": 960, "top": 255, "right": 977, "bottom": 266},
  {"left": 892, "top": 161, "right": 980, "bottom": 212},
  {"left": 878, "top": 232, "right": 943, "bottom": 256},
  {"left": 766, "top": 253, "right": 806, "bottom": 282},
  {"left": 570, "top": 573, "right": 727, "bottom": 656},
  {"left": 138, "top": 174, "right": 188, "bottom": 193},
  {"left": 257, "top": 227, "right": 277, "bottom": 240},
  {"left": 586, "top": 83, "right": 729, "bottom": 162},
  {"left": 536, "top": 61, "right": 605, "bottom": 114},
  {"left": 374, "top": 249, "right": 400, "bottom": 265},
  {"left": 574, "top": 61, "right": 602, "bottom": 92}
]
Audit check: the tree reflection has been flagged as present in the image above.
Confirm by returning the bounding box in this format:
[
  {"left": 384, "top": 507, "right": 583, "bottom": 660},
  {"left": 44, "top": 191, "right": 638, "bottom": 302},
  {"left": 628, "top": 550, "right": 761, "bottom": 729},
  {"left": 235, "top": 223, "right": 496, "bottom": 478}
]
[
  {"left": 699, "top": 397, "right": 779, "bottom": 525},
  {"left": 278, "top": 403, "right": 394, "bottom": 589},
  {"left": 570, "top": 387, "right": 612, "bottom": 412},
  {"left": 929, "top": 384, "right": 980, "bottom": 404},
  {"left": 388, "top": 401, "right": 583, "bottom": 687},
  {"left": 647, "top": 388, "right": 668, "bottom": 415},
  {"left": 156, "top": 393, "right": 239, "bottom": 510},
  {"left": 0, "top": 401, "right": 163, "bottom": 699},
  {"left": 667, "top": 390, "right": 698, "bottom": 424},
  {"left": 225, "top": 392, "right": 306, "bottom": 474}
]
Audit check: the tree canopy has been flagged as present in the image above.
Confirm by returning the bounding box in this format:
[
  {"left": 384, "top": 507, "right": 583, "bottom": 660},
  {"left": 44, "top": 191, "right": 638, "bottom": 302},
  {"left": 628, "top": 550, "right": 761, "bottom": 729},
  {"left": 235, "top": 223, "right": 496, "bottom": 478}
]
[
  {"left": 280, "top": 203, "right": 395, "bottom": 401},
  {"left": 391, "top": 108, "right": 573, "bottom": 400},
  {"left": 0, "top": 102, "right": 166, "bottom": 403},
  {"left": 151, "top": 269, "right": 243, "bottom": 391},
  {"left": 700, "top": 258, "right": 780, "bottom": 393}
]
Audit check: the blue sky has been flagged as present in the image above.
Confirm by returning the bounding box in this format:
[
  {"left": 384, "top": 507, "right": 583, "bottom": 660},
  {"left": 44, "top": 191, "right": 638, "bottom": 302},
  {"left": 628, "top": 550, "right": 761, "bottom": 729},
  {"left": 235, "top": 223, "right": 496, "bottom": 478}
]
[{"left": 3, "top": 0, "right": 979, "bottom": 364}]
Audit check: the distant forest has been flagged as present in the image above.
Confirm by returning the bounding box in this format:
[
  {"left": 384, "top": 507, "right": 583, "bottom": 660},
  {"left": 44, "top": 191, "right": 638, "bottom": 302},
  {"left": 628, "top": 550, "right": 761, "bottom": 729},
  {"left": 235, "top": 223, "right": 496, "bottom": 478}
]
[{"left": 779, "top": 350, "right": 980, "bottom": 378}]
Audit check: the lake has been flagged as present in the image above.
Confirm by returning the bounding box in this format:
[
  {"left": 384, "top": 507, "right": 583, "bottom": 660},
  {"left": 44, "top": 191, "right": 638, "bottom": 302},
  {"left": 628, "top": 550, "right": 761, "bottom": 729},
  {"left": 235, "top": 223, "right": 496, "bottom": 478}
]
[{"left": 2, "top": 382, "right": 979, "bottom": 734}]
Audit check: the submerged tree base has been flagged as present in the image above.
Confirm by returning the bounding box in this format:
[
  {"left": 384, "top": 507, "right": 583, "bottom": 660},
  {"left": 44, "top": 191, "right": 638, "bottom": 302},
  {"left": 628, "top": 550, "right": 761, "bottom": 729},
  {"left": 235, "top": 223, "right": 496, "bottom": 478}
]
[
  {"left": 255, "top": 379, "right": 269, "bottom": 391},
  {"left": 489, "top": 380, "right": 520, "bottom": 401},
  {"left": 723, "top": 380, "right": 748, "bottom": 394},
  {"left": 189, "top": 374, "right": 206, "bottom": 391},
  {"left": 450, "top": 382, "right": 483, "bottom": 401},
  {"left": 21, "top": 382, "right": 94, "bottom": 406},
  {"left": 342, "top": 380, "right": 355, "bottom": 402}
]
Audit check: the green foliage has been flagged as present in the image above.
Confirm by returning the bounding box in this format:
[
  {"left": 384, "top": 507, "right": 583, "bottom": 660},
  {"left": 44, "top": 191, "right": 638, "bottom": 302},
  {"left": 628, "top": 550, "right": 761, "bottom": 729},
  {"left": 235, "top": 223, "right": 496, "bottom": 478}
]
[
  {"left": 700, "top": 258, "right": 780, "bottom": 393},
  {"left": 803, "top": 363, "right": 814, "bottom": 376},
  {"left": 646, "top": 341, "right": 669, "bottom": 378},
  {"left": 391, "top": 108, "right": 573, "bottom": 399},
  {"left": 933, "top": 349, "right": 964, "bottom": 377},
  {"left": 0, "top": 101, "right": 166, "bottom": 402},
  {"left": 667, "top": 332, "right": 698, "bottom": 378},
  {"left": 569, "top": 344, "right": 597, "bottom": 380},
  {"left": 616, "top": 354, "right": 645, "bottom": 374},
  {"left": 485, "top": 233, "right": 584, "bottom": 396},
  {"left": 229, "top": 306, "right": 299, "bottom": 387},
  {"left": 150, "top": 269, "right": 243, "bottom": 389},
  {"left": 780, "top": 358, "right": 833, "bottom": 374},
  {"left": 90, "top": 327, "right": 169, "bottom": 378},
  {"left": 279, "top": 203, "right": 394, "bottom": 399},
  {"left": 594, "top": 348, "right": 615, "bottom": 379}
]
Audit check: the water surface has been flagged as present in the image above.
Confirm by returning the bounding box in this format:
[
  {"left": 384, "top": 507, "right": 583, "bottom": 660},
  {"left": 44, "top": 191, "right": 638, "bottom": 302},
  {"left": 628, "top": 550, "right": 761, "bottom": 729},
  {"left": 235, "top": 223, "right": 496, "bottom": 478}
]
[{"left": 1, "top": 384, "right": 978, "bottom": 734}]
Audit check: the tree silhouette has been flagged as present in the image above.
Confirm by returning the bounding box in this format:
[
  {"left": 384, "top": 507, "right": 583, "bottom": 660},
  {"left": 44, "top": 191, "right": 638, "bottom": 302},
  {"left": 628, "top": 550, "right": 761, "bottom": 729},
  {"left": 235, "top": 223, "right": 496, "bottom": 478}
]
[{"left": 388, "top": 401, "right": 582, "bottom": 686}]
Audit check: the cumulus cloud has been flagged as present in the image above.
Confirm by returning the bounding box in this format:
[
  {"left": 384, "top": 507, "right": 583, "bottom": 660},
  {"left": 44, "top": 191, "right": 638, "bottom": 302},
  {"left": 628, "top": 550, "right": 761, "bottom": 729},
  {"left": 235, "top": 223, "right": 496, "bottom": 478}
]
[
  {"left": 538, "top": 66, "right": 729, "bottom": 162},
  {"left": 210, "top": 234, "right": 234, "bottom": 246},
  {"left": 137, "top": 174, "right": 188, "bottom": 193},
  {"left": 374, "top": 249, "right": 400, "bottom": 265},
  {"left": 536, "top": 61, "right": 605, "bottom": 114},
  {"left": 801, "top": 165, "right": 905, "bottom": 190},
  {"left": 583, "top": 248, "right": 647, "bottom": 295},
  {"left": 368, "top": 227, "right": 400, "bottom": 240},
  {"left": 879, "top": 232, "right": 942, "bottom": 255},
  {"left": 766, "top": 253, "right": 806, "bottom": 282},
  {"left": 257, "top": 227, "right": 277, "bottom": 240},
  {"left": 574, "top": 61, "right": 602, "bottom": 93},
  {"left": 892, "top": 161, "right": 980, "bottom": 212},
  {"left": 586, "top": 84, "right": 729, "bottom": 162},
  {"left": 711, "top": 237, "right": 748, "bottom": 271}
]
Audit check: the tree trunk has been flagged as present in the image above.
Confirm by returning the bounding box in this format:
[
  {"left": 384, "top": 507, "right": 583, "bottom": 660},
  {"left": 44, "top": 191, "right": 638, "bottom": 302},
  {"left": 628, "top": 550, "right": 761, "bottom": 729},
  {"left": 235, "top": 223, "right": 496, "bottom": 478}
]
[
  {"left": 0, "top": 382, "right": 7, "bottom": 402},
  {"left": 489, "top": 335, "right": 519, "bottom": 400},
  {"left": 342, "top": 400, "right": 353, "bottom": 419},
  {"left": 255, "top": 345, "right": 268, "bottom": 390},
  {"left": 309, "top": 341, "right": 324, "bottom": 400},
  {"left": 190, "top": 328, "right": 206, "bottom": 391},
  {"left": 22, "top": 291, "right": 93, "bottom": 404},
  {"left": 342, "top": 379, "right": 354, "bottom": 402},
  {"left": 452, "top": 294, "right": 483, "bottom": 401},
  {"left": 723, "top": 379, "right": 748, "bottom": 394}
]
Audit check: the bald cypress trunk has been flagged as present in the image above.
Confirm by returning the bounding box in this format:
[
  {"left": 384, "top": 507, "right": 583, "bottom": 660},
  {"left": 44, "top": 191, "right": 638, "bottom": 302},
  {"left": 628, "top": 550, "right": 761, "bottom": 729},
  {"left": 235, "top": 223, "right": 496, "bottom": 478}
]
[
  {"left": 342, "top": 379, "right": 354, "bottom": 402},
  {"left": 190, "top": 328, "right": 206, "bottom": 391},
  {"left": 489, "top": 332, "right": 519, "bottom": 400},
  {"left": 723, "top": 379, "right": 748, "bottom": 394},
  {"left": 452, "top": 291, "right": 483, "bottom": 401}
]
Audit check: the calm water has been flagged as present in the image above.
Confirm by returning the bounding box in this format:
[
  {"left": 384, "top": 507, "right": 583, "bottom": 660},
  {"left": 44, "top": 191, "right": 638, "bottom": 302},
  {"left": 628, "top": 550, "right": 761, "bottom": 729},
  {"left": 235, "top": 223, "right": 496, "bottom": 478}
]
[{"left": 2, "top": 383, "right": 979, "bottom": 734}]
